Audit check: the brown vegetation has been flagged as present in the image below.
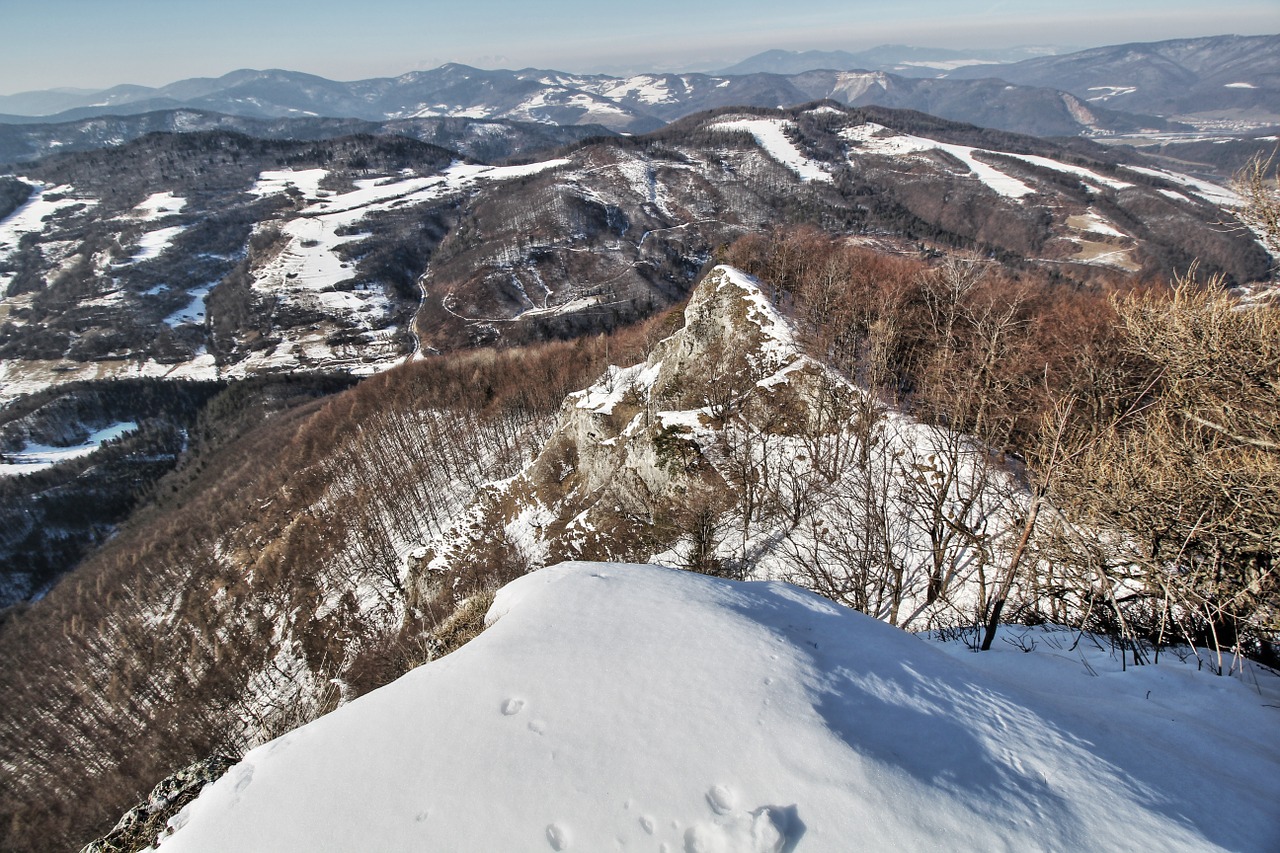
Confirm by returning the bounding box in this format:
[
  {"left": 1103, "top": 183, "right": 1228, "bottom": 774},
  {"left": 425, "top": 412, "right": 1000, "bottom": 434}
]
[{"left": 0, "top": 324, "right": 658, "bottom": 853}]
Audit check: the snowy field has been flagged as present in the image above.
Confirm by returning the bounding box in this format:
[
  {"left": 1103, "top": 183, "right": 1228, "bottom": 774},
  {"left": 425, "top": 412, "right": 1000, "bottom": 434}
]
[
  {"left": 155, "top": 562, "right": 1279, "bottom": 853},
  {"left": 844, "top": 123, "right": 1035, "bottom": 198},
  {"left": 0, "top": 421, "right": 136, "bottom": 476},
  {"left": 711, "top": 119, "right": 832, "bottom": 183},
  {"left": 844, "top": 122, "right": 1238, "bottom": 208}
]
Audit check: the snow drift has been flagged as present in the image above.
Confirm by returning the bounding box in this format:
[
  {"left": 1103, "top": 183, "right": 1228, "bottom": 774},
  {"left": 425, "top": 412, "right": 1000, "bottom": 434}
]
[{"left": 154, "top": 562, "right": 1279, "bottom": 852}]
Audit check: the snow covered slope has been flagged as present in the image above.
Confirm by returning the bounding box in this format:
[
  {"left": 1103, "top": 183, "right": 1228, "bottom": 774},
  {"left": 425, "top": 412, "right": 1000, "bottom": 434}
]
[{"left": 155, "top": 562, "right": 1280, "bottom": 852}]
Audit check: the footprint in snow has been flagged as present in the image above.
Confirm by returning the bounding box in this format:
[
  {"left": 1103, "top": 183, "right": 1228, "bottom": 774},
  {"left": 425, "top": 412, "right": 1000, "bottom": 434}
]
[
  {"left": 502, "top": 697, "right": 525, "bottom": 716},
  {"left": 546, "top": 821, "right": 571, "bottom": 850}
]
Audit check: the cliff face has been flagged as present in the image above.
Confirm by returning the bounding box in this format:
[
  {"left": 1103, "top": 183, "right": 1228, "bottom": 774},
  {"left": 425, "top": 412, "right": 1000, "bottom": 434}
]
[
  {"left": 409, "top": 264, "right": 1019, "bottom": 630},
  {"left": 410, "top": 265, "right": 821, "bottom": 591}
]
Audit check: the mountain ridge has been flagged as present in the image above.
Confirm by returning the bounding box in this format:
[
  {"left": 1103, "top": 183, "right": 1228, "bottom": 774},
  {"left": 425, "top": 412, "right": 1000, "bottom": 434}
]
[{"left": 0, "top": 53, "right": 1204, "bottom": 139}]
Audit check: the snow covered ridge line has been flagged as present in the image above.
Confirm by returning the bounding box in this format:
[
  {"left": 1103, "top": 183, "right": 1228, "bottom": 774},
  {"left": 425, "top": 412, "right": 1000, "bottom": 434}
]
[{"left": 152, "top": 562, "right": 1280, "bottom": 853}]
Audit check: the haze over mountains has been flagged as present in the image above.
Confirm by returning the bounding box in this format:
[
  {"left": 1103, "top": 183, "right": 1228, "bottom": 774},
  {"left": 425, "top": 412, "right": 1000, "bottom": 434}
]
[{"left": 1, "top": 34, "right": 1276, "bottom": 150}]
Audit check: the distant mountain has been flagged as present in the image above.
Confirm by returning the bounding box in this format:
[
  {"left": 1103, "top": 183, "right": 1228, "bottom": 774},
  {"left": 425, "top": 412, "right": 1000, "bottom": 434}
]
[
  {"left": 720, "top": 44, "right": 1064, "bottom": 77},
  {"left": 0, "top": 109, "right": 612, "bottom": 166},
  {"left": 0, "top": 63, "right": 1183, "bottom": 143},
  {"left": 946, "top": 33, "right": 1280, "bottom": 125},
  {"left": 2, "top": 35, "right": 1273, "bottom": 138}
]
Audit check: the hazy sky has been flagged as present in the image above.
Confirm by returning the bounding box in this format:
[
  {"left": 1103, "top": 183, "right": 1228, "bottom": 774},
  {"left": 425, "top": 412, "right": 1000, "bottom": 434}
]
[{"left": 3, "top": 0, "right": 1277, "bottom": 93}]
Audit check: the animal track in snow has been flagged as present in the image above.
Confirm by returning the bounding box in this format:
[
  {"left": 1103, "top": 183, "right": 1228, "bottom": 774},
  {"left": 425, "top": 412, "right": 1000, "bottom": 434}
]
[
  {"left": 502, "top": 697, "right": 526, "bottom": 716},
  {"left": 706, "top": 785, "right": 736, "bottom": 815},
  {"left": 231, "top": 763, "right": 254, "bottom": 794}
]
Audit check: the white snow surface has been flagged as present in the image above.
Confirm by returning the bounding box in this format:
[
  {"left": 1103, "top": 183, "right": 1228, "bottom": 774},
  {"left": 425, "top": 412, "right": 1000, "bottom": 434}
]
[
  {"left": 1121, "top": 165, "right": 1241, "bottom": 207},
  {"left": 844, "top": 123, "right": 1035, "bottom": 198},
  {"left": 158, "top": 562, "right": 1279, "bottom": 853},
  {"left": 0, "top": 182, "right": 98, "bottom": 290},
  {"left": 1069, "top": 210, "right": 1127, "bottom": 238},
  {"left": 998, "top": 152, "right": 1132, "bottom": 190},
  {"left": 0, "top": 421, "right": 136, "bottom": 476},
  {"left": 131, "top": 191, "right": 187, "bottom": 221},
  {"left": 248, "top": 168, "right": 330, "bottom": 199},
  {"left": 164, "top": 283, "right": 215, "bottom": 327},
  {"left": 711, "top": 119, "right": 832, "bottom": 183},
  {"left": 126, "top": 225, "right": 187, "bottom": 264},
  {"left": 845, "top": 123, "right": 1136, "bottom": 198}
]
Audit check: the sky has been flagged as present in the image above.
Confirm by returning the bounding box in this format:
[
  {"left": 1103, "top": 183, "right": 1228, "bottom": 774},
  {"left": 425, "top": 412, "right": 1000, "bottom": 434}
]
[{"left": 2, "top": 0, "right": 1278, "bottom": 94}]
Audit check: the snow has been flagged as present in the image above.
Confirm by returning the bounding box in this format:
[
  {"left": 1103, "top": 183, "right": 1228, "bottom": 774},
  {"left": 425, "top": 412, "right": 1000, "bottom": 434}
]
[
  {"left": 247, "top": 168, "right": 330, "bottom": 200},
  {"left": 1068, "top": 210, "right": 1127, "bottom": 238},
  {"left": 0, "top": 421, "right": 136, "bottom": 476},
  {"left": 601, "top": 75, "right": 678, "bottom": 105},
  {"left": 156, "top": 562, "right": 1280, "bottom": 853},
  {"left": 1225, "top": 82, "right": 1258, "bottom": 89},
  {"left": 897, "top": 59, "right": 1001, "bottom": 71},
  {"left": 235, "top": 158, "right": 571, "bottom": 376},
  {"left": 1086, "top": 86, "right": 1138, "bottom": 101},
  {"left": 717, "top": 266, "right": 797, "bottom": 364},
  {"left": 573, "top": 361, "right": 661, "bottom": 414},
  {"left": 131, "top": 191, "right": 187, "bottom": 221},
  {"left": 1121, "top": 165, "right": 1241, "bottom": 207},
  {"left": 0, "top": 182, "right": 98, "bottom": 291},
  {"left": 844, "top": 123, "right": 1136, "bottom": 198},
  {"left": 126, "top": 225, "right": 187, "bottom": 264},
  {"left": 998, "top": 152, "right": 1133, "bottom": 190},
  {"left": 711, "top": 119, "right": 832, "bottom": 183},
  {"left": 164, "top": 283, "right": 215, "bottom": 326},
  {"left": 844, "top": 123, "right": 1035, "bottom": 198}
]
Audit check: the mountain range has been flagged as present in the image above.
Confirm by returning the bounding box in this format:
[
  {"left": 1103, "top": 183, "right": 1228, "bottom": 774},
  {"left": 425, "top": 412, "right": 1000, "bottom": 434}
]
[
  {"left": 0, "top": 104, "right": 1264, "bottom": 410},
  {"left": 718, "top": 43, "right": 1067, "bottom": 76},
  {"left": 0, "top": 63, "right": 1176, "bottom": 141}
]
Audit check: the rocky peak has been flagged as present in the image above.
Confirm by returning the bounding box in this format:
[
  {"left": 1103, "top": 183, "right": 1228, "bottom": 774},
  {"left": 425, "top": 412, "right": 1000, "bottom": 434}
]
[{"left": 408, "top": 264, "right": 853, "bottom": 598}]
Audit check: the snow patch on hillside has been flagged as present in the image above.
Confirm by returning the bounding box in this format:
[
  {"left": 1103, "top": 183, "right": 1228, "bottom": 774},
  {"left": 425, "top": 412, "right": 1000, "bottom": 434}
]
[
  {"left": 131, "top": 191, "right": 187, "bottom": 221},
  {"left": 248, "top": 168, "right": 329, "bottom": 200},
  {"left": 154, "top": 562, "right": 1280, "bottom": 853},
  {"left": 1068, "top": 210, "right": 1127, "bottom": 237},
  {"left": 0, "top": 181, "right": 99, "bottom": 290},
  {"left": 1121, "top": 165, "right": 1241, "bottom": 207},
  {"left": 164, "top": 283, "right": 215, "bottom": 327},
  {"left": 844, "top": 123, "right": 1035, "bottom": 198},
  {"left": 0, "top": 421, "right": 137, "bottom": 476},
  {"left": 998, "top": 152, "right": 1132, "bottom": 190},
  {"left": 126, "top": 225, "right": 188, "bottom": 264},
  {"left": 711, "top": 118, "right": 832, "bottom": 183}
]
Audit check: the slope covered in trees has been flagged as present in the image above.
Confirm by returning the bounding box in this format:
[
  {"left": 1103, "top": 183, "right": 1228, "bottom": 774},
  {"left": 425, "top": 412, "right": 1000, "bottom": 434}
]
[{"left": 0, "top": 325, "right": 660, "bottom": 851}]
